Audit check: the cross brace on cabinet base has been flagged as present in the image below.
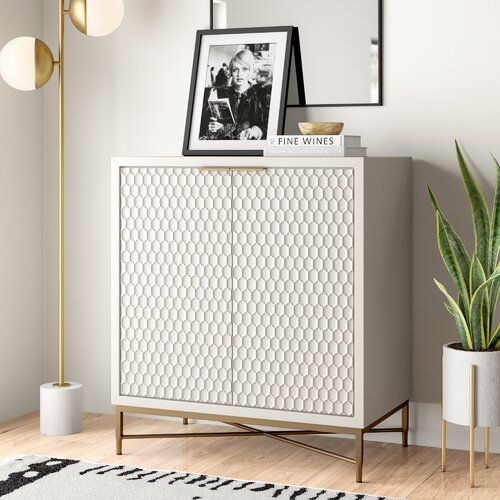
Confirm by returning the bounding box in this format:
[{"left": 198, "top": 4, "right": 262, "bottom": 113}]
[{"left": 114, "top": 400, "right": 409, "bottom": 483}]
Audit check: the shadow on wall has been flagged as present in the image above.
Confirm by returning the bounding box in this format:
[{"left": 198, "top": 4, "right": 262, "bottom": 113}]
[{"left": 284, "top": 107, "right": 309, "bottom": 135}]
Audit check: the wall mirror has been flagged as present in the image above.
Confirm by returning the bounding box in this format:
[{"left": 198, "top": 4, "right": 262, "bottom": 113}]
[{"left": 210, "top": 0, "right": 382, "bottom": 107}]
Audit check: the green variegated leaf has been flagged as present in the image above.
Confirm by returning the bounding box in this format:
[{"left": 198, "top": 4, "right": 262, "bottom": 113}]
[
  {"left": 456, "top": 141, "right": 490, "bottom": 273},
  {"left": 489, "top": 156, "right": 500, "bottom": 274},
  {"left": 489, "top": 157, "right": 500, "bottom": 322},
  {"left": 435, "top": 279, "right": 473, "bottom": 349},
  {"left": 428, "top": 186, "right": 471, "bottom": 285},
  {"left": 436, "top": 212, "right": 470, "bottom": 312},
  {"left": 469, "top": 255, "right": 486, "bottom": 296},
  {"left": 443, "top": 302, "right": 468, "bottom": 341},
  {"left": 489, "top": 323, "right": 500, "bottom": 348},
  {"left": 469, "top": 267, "right": 500, "bottom": 349},
  {"left": 483, "top": 289, "right": 490, "bottom": 343},
  {"left": 480, "top": 295, "right": 487, "bottom": 348},
  {"left": 444, "top": 303, "right": 454, "bottom": 315},
  {"left": 490, "top": 279, "right": 499, "bottom": 327},
  {"left": 458, "top": 292, "right": 468, "bottom": 319},
  {"left": 444, "top": 302, "right": 467, "bottom": 336}
]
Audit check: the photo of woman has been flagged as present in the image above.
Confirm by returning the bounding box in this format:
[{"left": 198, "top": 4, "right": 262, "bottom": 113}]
[{"left": 199, "top": 45, "right": 274, "bottom": 141}]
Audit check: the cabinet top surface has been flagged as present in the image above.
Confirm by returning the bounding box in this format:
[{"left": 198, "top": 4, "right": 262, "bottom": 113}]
[{"left": 112, "top": 156, "right": 412, "bottom": 169}]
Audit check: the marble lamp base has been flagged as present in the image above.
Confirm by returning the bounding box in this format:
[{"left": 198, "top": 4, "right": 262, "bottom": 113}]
[{"left": 40, "top": 382, "right": 83, "bottom": 436}]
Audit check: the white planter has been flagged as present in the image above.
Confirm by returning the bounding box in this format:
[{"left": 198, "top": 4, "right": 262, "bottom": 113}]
[{"left": 443, "top": 343, "right": 500, "bottom": 427}]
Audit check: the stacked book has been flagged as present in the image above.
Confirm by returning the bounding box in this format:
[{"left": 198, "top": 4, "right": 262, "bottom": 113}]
[{"left": 264, "top": 135, "right": 366, "bottom": 157}]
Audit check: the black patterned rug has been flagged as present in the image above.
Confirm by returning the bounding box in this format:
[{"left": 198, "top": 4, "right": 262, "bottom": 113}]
[{"left": 0, "top": 455, "right": 399, "bottom": 499}]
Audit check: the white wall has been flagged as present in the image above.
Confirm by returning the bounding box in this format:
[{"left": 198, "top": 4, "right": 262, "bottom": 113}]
[
  {"left": 41, "top": 0, "right": 500, "bottom": 450},
  {"left": 0, "top": 0, "right": 45, "bottom": 422}
]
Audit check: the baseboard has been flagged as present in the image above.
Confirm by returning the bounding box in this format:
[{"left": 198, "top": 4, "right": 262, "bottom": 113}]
[{"left": 116, "top": 401, "right": 499, "bottom": 454}]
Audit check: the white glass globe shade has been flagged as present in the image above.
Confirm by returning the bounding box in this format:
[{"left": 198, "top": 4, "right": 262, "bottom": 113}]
[
  {"left": 0, "top": 37, "right": 54, "bottom": 91},
  {"left": 70, "top": 0, "right": 124, "bottom": 37}
]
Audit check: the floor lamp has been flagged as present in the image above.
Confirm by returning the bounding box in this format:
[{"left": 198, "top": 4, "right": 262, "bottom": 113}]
[{"left": 0, "top": 0, "right": 124, "bottom": 435}]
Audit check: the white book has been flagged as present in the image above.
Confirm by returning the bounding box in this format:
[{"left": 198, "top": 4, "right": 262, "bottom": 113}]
[
  {"left": 263, "top": 146, "right": 367, "bottom": 157},
  {"left": 268, "top": 135, "right": 362, "bottom": 148}
]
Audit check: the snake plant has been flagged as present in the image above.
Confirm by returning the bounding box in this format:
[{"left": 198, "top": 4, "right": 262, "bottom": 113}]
[{"left": 428, "top": 141, "right": 500, "bottom": 351}]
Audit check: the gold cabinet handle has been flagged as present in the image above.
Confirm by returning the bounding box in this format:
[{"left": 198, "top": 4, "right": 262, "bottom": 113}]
[{"left": 196, "top": 167, "right": 266, "bottom": 172}]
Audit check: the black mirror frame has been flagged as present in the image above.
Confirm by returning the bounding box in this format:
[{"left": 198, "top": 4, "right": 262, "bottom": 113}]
[{"left": 209, "top": 0, "right": 383, "bottom": 108}]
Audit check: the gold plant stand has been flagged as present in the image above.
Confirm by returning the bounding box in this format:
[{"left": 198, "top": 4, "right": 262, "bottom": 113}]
[
  {"left": 441, "top": 363, "right": 490, "bottom": 488},
  {"left": 114, "top": 400, "right": 409, "bottom": 483}
]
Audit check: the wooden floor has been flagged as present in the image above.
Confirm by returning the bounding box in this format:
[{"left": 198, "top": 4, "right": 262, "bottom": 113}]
[{"left": 0, "top": 412, "right": 498, "bottom": 499}]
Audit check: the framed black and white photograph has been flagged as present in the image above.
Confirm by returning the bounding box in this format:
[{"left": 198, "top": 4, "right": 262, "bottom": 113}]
[{"left": 183, "top": 27, "right": 295, "bottom": 156}]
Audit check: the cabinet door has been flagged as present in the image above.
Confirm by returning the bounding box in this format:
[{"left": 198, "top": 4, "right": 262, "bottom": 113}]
[
  {"left": 232, "top": 168, "right": 355, "bottom": 416},
  {"left": 119, "top": 168, "right": 233, "bottom": 405}
]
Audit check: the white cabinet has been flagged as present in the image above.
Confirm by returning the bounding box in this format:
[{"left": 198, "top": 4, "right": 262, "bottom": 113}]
[{"left": 111, "top": 156, "right": 412, "bottom": 431}]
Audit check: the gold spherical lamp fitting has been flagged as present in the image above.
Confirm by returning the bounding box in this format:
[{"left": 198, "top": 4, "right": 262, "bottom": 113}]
[
  {"left": 69, "top": 0, "right": 87, "bottom": 34},
  {"left": 35, "top": 39, "right": 55, "bottom": 89},
  {"left": 0, "top": 37, "right": 54, "bottom": 91},
  {"left": 69, "top": 0, "right": 124, "bottom": 37}
]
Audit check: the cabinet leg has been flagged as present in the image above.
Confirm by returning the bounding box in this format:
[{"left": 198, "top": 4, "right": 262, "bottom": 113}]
[
  {"left": 355, "top": 430, "right": 364, "bottom": 483},
  {"left": 183, "top": 418, "right": 188, "bottom": 425},
  {"left": 402, "top": 400, "right": 409, "bottom": 447},
  {"left": 115, "top": 408, "right": 123, "bottom": 455}
]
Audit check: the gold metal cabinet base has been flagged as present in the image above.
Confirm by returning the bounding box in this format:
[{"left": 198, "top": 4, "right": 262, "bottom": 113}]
[{"left": 114, "top": 400, "right": 409, "bottom": 483}]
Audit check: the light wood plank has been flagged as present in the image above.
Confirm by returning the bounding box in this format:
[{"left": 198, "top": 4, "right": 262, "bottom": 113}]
[
  {"left": 407, "top": 448, "right": 499, "bottom": 499},
  {"left": 0, "top": 412, "right": 497, "bottom": 499}
]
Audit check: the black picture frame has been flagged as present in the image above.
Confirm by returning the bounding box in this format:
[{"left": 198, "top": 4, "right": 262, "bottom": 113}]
[
  {"left": 209, "top": 0, "right": 383, "bottom": 108},
  {"left": 183, "top": 26, "right": 296, "bottom": 157}
]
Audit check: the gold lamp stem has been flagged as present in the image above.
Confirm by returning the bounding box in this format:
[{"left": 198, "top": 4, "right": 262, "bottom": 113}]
[
  {"left": 59, "top": 0, "right": 65, "bottom": 387},
  {"left": 55, "top": 0, "right": 69, "bottom": 388}
]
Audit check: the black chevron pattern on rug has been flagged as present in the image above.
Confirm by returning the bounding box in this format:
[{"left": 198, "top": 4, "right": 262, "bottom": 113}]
[
  {"left": 0, "top": 457, "right": 79, "bottom": 497},
  {"left": 80, "top": 459, "right": 390, "bottom": 499},
  {"left": 0, "top": 456, "right": 392, "bottom": 499}
]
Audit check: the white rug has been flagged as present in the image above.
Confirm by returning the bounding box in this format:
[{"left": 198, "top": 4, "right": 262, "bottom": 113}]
[{"left": 0, "top": 455, "right": 399, "bottom": 499}]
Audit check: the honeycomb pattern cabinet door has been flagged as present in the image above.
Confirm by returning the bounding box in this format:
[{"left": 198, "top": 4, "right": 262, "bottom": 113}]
[
  {"left": 232, "top": 168, "right": 355, "bottom": 416},
  {"left": 119, "top": 168, "right": 233, "bottom": 405}
]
